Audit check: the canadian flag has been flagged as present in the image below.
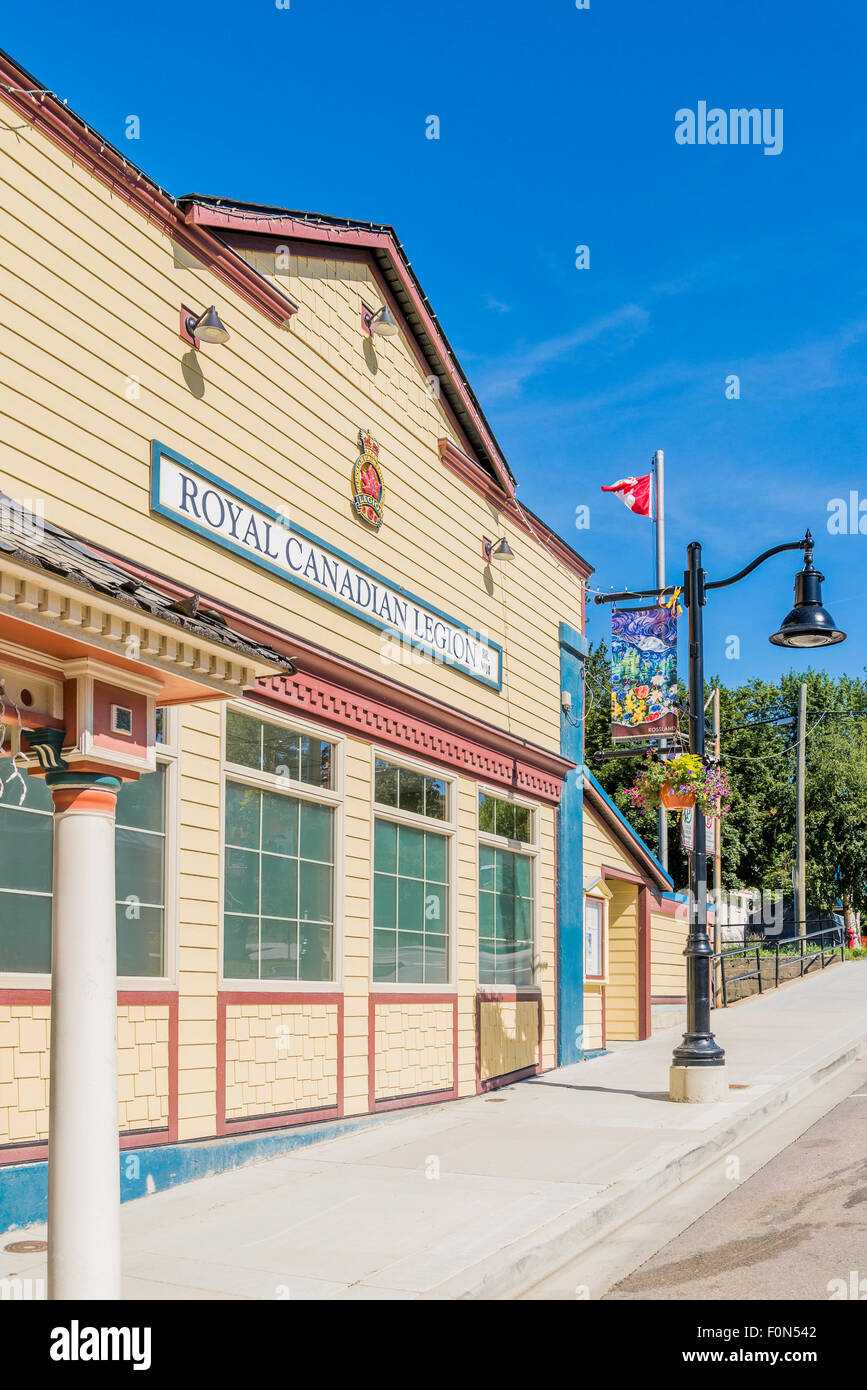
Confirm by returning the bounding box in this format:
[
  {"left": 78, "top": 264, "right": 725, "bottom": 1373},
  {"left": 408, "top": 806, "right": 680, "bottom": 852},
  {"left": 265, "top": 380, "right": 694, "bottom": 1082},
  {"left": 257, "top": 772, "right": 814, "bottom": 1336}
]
[{"left": 601, "top": 473, "right": 652, "bottom": 518}]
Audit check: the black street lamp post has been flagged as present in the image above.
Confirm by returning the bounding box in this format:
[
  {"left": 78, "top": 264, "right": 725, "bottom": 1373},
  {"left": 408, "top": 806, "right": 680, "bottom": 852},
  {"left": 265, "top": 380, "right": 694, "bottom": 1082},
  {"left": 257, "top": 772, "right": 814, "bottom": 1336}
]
[{"left": 594, "top": 530, "right": 845, "bottom": 1102}]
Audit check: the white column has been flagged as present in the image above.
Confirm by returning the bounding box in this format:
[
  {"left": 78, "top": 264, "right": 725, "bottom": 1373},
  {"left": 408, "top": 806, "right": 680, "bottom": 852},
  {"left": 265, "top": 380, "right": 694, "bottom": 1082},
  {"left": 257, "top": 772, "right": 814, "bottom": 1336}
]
[{"left": 47, "top": 775, "right": 121, "bottom": 1300}]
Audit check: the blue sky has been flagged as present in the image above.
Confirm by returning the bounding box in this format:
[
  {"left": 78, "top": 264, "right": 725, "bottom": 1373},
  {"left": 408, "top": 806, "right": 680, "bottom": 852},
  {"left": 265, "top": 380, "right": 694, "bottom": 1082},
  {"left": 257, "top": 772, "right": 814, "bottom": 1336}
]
[{"left": 4, "top": 0, "right": 865, "bottom": 685}]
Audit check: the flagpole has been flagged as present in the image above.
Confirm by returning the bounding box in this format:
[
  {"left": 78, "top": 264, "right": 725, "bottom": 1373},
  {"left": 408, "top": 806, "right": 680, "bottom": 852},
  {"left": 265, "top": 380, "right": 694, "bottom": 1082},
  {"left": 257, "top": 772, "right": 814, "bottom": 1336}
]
[{"left": 653, "top": 450, "right": 669, "bottom": 872}]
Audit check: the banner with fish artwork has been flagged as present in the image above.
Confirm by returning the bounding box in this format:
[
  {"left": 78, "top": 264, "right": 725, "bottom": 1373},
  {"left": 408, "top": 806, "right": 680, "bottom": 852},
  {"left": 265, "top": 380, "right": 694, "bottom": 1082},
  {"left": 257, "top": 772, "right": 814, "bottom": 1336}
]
[{"left": 610, "top": 606, "right": 678, "bottom": 741}]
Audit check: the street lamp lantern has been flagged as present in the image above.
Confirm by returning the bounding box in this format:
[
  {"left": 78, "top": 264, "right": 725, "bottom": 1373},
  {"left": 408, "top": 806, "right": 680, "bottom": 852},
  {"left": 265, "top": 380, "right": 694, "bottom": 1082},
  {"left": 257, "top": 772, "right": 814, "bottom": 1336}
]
[{"left": 770, "top": 538, "right": 846, "bottom": 648}]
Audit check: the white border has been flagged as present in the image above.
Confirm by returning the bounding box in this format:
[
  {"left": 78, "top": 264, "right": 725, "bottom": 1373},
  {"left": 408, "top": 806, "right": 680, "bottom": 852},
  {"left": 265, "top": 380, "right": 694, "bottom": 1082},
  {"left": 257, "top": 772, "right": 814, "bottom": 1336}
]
[
  {"left": 218, "top": 697, "right": 345, "bottom": 993},
  {"left": 368, "top": 746, "right": 458, "bottom": 993},
  {"left": 476, "top": 783, "right": 541, "bottom": 993}
]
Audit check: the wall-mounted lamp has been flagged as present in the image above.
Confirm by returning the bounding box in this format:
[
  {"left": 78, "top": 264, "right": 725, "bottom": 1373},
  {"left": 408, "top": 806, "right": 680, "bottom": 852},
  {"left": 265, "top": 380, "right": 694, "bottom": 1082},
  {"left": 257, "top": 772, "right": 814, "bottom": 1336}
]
[
  {"left": 184, "top": 305, "right": 230, "bottom": 347},
  {"left": 362, "top": 303, "right": 399, "bottom": 338},
  {"left": 483, "top": 536, "right": 514, "bottom": 563}
]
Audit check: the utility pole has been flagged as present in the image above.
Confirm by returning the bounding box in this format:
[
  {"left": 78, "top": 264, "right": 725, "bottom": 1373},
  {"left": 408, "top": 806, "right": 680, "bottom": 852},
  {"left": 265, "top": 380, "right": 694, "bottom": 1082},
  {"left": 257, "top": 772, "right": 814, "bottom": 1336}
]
[
  {"left": 796, "top": 681, "right": 807, "bottom": 938},
  {"left": 653, "top": 450, "right": 668, "bottom": 872}
]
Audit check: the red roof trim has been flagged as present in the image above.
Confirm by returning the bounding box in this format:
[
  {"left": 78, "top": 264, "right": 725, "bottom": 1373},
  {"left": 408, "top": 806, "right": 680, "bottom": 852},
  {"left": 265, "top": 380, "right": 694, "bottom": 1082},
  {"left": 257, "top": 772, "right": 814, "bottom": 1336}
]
[
  {"left": 183, "top": 202, "right": 517, "bottom": 499},
  {"left": 0, "top": 55, "right": 299, "bottom": 330},
  {"left": 439, "top": 439, "right": 593, "bottom": 585}
]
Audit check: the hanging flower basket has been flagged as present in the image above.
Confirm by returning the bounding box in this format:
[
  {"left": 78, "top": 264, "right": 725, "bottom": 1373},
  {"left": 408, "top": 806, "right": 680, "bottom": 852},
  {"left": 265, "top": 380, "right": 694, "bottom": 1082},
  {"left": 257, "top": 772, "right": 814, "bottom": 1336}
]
[
  {"left": 625, "top": 752, "right": 731, "bottom": 818},
  {"left": 659, "top": 785, "right": 696, "bottom": 811}
]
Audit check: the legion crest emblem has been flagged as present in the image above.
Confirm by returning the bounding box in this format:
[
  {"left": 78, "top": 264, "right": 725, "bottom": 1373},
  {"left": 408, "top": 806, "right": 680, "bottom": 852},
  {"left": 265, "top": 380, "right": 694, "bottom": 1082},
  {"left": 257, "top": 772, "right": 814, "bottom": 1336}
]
[{"left": 352, "top": 428, "right": 385, "bottom": 530}]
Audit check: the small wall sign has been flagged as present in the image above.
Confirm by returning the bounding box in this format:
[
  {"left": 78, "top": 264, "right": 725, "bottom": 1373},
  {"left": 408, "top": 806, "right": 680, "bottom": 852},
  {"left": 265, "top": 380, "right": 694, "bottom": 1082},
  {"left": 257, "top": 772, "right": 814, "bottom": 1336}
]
[{"left": 352, "top": 429, "right": 385, "bottom": 530}]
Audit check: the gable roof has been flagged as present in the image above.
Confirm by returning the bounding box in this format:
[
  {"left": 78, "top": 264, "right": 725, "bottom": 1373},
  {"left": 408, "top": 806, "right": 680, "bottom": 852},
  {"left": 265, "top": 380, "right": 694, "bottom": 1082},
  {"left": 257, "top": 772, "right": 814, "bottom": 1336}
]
[
  {"left": 179, "top": 195, "right": 517, "bottom": 495},
  {"left": 0, "top": 45, "right": 592, "bottom": 582},
  {"left": 583, "top": 767, "right": 674, "bottom": 891}
]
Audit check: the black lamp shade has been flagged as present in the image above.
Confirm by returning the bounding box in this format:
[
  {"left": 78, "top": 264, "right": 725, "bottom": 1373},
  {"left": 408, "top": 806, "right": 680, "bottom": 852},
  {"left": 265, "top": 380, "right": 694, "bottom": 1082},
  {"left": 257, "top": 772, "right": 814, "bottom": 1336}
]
[{"left": 769, "top": 564, "right": 846, "bottom": 648}]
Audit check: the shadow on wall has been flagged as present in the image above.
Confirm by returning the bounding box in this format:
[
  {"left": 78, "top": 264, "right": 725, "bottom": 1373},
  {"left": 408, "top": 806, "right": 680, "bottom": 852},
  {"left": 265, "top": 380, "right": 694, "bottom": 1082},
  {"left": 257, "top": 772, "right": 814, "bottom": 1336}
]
[{"left": 478, "top": 996, "right": 542, "bottom": 1087}]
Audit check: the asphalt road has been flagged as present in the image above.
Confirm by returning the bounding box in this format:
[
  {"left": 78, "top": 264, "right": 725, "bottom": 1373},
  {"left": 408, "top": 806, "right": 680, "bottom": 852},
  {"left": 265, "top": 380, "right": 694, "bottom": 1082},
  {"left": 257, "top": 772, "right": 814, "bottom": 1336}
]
[{"left": 605, "top": 1061, "right": 867, "bottom": 1301}]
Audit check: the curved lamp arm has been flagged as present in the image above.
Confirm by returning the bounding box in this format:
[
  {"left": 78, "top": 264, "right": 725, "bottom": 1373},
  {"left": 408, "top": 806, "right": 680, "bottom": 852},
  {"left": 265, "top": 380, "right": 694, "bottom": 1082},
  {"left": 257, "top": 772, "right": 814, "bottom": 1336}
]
[{"left": 704, "top": 532, "right": 812, "bottom": 593}]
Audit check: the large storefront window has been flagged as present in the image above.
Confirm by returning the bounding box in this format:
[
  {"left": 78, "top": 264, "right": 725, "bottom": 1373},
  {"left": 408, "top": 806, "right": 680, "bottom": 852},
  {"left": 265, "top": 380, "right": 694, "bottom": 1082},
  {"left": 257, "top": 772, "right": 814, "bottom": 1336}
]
[
  {"left": 478, "top": 792, "right": 535, "bottom": 986},
  {"left": 372, "top": 757, "right": 450, "bottom": 983},
  {"left": 223, "top": 709, "right": 336, "bottom": 982},
  {"left": 0, "top": 732, "right": 172, "bottom": 977}
]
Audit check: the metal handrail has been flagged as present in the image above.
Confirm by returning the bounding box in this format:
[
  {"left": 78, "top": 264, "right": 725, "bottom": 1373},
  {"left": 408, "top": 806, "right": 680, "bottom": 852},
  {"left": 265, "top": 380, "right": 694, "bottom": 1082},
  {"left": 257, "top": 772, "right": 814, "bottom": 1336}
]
[{"left": 713, "top": 923, "right": 846, "bottom": 1007}]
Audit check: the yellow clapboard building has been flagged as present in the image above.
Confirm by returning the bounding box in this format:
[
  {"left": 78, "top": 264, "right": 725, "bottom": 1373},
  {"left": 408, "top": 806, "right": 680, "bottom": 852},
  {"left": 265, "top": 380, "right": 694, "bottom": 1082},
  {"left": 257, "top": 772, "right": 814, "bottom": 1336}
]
[{"left": 0, "top": 45, "right": 684, "bottom": 1224}]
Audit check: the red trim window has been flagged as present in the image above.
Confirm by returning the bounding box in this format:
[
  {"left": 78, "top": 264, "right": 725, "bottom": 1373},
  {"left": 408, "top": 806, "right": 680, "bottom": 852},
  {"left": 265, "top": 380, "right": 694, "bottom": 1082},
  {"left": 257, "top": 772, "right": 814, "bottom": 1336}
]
[{"left": 584, "top": 895, "right": 608, "bottom": 983}]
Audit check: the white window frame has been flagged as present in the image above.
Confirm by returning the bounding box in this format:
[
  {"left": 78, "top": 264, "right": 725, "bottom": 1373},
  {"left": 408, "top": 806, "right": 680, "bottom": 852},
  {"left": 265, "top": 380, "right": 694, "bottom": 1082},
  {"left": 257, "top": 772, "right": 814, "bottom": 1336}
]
[
  {"left": 583, "top": 892, "right": 610, "bottom": 984},
  {"left": 0, "top": 705, "right": 181, "bottom": 991},
  {"left": 219, "top": 698, "right": 345, "bottom": 993},
  {"left": 369, "top": 747, "right": 457, "bottom": 993},
  {"left": 476, "top": 784, "right": 540, "bottom": 992}
]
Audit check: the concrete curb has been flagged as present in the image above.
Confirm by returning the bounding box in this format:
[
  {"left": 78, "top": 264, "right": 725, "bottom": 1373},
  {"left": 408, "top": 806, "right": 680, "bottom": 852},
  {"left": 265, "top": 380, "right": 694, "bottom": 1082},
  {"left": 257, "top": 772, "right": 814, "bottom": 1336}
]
[{"left": 423, "top": 1028, "right": 867, "bottom": 1301}]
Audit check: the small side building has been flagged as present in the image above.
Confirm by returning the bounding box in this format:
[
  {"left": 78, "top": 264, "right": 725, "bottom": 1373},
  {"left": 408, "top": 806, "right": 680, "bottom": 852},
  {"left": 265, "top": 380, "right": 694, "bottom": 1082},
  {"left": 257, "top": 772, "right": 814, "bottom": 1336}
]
[{"left": 581, "top": 770, "right": 686, "bottom": 1050}]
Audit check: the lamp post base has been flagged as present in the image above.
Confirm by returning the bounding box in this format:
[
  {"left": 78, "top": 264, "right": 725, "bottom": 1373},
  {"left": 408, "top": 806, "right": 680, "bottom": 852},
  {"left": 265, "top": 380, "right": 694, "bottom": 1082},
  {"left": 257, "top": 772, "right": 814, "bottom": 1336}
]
[{"left": 669, "top": 1063, "right": 728, "bottom": 1103}]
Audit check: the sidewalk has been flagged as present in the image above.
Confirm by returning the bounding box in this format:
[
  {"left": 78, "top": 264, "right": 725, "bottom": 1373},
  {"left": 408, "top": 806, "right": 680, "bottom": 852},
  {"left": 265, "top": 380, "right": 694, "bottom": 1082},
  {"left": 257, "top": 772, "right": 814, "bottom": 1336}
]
[{"left": 4, "top": 964, "right": 866, "bottom": 1301}]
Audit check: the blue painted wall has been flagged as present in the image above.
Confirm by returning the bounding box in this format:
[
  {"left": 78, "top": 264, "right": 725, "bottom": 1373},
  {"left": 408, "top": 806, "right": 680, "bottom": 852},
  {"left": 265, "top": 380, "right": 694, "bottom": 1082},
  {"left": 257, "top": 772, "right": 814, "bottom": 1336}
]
[{"left": 557, "top": 622, "right": 588, "bottom": 1065}]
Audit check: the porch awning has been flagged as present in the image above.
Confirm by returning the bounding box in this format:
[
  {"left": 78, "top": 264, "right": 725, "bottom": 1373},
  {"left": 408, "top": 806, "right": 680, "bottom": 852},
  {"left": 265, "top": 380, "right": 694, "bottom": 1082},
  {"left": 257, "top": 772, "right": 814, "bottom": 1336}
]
[{"left": 0, "top": 496, "right": 294, "bottom": 699}]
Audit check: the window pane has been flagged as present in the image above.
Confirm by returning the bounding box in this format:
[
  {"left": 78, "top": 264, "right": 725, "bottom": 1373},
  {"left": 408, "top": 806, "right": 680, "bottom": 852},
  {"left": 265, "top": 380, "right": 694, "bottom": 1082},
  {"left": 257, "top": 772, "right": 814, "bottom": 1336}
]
[
  {"left": 224, "top": 847, "right": 259, "bottom": 915},
  {"left": 299, "top": 802, "right": 332, "bottom": 863},
  {"left": 0, "top": 759, "right": 53, "bottom": 813},
  {"left": 496, "top": 892, "right": 515, "bottom": 941},
  {"left": 398, "top": 876, "right": 424, "bottom": 931},
  {"left": 478, "top": 845, "right": 495, "bottom": 891},
  {"left": 299, "top": 922, "right": 332, "bottom": 981},
  {"left": 116, "top": 904, "right": 163, "bottom": 977},
  {"left": 514, "top": 854, "right": 533, "bottom": 899},
  {"left": 424, "top": 935, "right": 448, "bottom": 983},
  {"left": 478, "top": 942, "right": 496, "bottom": 984},
  {"left": 397, "top": 931, "right": 424, "bottom": 983},
  {"left": 0, "top": 892, "right": 51, "bottom": 972},
  {"left": 374, "top": 818, "right": 397, "bottom": 874},
  {"left": 226, "top": 781, "right": 260, "bottom": 850},
  {"left": 299, "top": 861, "right": 332, "bottom": 923},
  {"left": 424, "top": 778, "right": 447, "bottom": 821},
  {"left": 261, "top": 791, "right": 297, "bottom": 857},
  {"left": 513, "top": 805, "right": 531, "bottom": 844},
  {"left": 496, "top": 851, "right": 516, "bottom": 895},
  {"left": 155, "top": 707, "right": 165, "bottom": 744},
  {"left": 495, "top": 799, "right": 516, "bottom": 839},
  {"left": 479, "top": 890, "right": 495, "bottom": 934},
  {"left": 424, "top": 883, "right": 447, "bottom": 932},
  {"left": 262, "top": 722, "right": 300, "bottom": 781},
  {"left": 299, "top": 737, "right": 332, "bottom": 790},
  {"left": 260, "top": 917, "right": 296, "bottom": 979},
  {"left": 424, "top": 832, "right": 447, "bottom": 884},
  {"left": 224, "top": 915, "right": 259, "bottom": 978},
  {"left": 261, "top": 854, "right": 297, "bottom": 918},
  {"left": 478, "top": 794, "right": 497, "bottom": 834},
  {"left": 0, "top": 805, "right": 53, "bottom": 893},
  {"left": 374, "top": 871, "right": 396, "bottom": 929},
  {"left": 226, "top": 708, "right": 262, "bottom": 769},
  {"left": 398, "top": 769, "right": 425, "bottom": 816},
  {"left": 514, "top": 896, "right": 534, "bottom": 942},
  {"left": 116, "top": 765, "right": 164, "bottom": 833},
  {"left": 374, "top": 760, "right": 397, "bottom": 807},
  {"left": 398, "top": 826, "right": 424, "bottom": 879},
  {"left": 373, "top": 929, "right": 397, "bottom": 982},
  {"left": 116, "top": 827, "right": 164, "bottom": 908}
]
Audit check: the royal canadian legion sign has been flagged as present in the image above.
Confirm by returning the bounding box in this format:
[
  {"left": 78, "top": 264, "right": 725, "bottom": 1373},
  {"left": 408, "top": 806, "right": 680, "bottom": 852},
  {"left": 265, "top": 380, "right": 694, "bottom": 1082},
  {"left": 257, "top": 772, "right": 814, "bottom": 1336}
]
[{"left": 150, "top": 441, "right": 502, "bottom": 688}]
